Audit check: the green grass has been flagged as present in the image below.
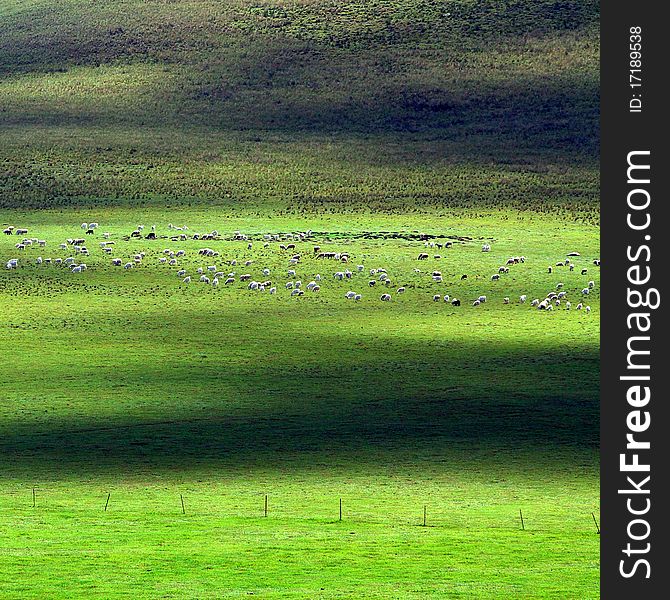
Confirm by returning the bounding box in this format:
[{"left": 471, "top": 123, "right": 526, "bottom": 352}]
[
  {"left": 0, "top": 1, "right": 599, "bottom": 597},
  {"left": 0, "top": 208, "right": 599, "bottom": 598}
]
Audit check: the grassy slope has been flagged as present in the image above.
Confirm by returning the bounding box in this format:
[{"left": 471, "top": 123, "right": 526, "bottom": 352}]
[
  {"left": 0, "top": 0, "right": 599, "bottom": 217},
  {"left": 0, "top": 2, "right": 599, "bottom": 598}
]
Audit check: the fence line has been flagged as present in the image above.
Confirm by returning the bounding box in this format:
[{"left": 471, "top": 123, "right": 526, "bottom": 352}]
[{"left": 12, "top": 487, "right": 601, "bottom": 534}]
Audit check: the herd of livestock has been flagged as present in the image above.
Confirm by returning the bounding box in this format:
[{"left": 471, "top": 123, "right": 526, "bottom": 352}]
[{"left": 3, "top": 222, "right": 598, "bottom": 312}]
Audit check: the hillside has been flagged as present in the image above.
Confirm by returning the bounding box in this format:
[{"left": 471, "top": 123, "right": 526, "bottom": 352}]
[{"left": 0, "top": 0, "right": 599, "bottom": 214}]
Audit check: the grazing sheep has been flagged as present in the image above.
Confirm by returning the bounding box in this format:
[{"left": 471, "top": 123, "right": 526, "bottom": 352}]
[
  {"left": 569, "top": 265, "right": 575, "bottom": 271},
  {"left": 556, "top": 283, "right": 564, "bottom": 289},
  {"left": 451, "top": 299, "right": 461, "bottom": 306},
  {"left": 519, "top": 295, "right": 527, "bottom": 303},
  {"left": 576, "top": 303, "right": 583, "bottom": 310},
  {"left": 581, "top": 269, "right": 588, "bottom": 275},
  {"left": 380, "top": 294, "right": 392, "bottom": 302},
  {"left": 397, "top": 287, "right": 406, "bottom": 294},
  {"left": 433, "top": 295, "right": 441, "bottom": 302},
  {"left": 588, "top": 280, "right": 595, "bottom": 289},
  {"left": 311, "top": 285, "right": 320, "bottom": 292},
  {"left": 472, "top": 300, "right": 481, "bottom": 306},
  {"left": 290, "top": 288, "right": 303, "bottom": 296},
  {"left": 418, "top": 253, "right": 429, "bottom": 260},
  {"left": 212, "top": 278, "right": 219, "bottom": 287},
  {"left": 503, "top": 297, "right": 510, "bottom": 304},
  {"left": 368, "top": 280, "right": 376, "bottom": 287},
  {"left": 566, "top": 301, "right": 572, "bottom": 310},
  {"left": 285, "top": 282, "right": 293, "bottom": 289},
  {"left": 461, "top": 274, "right": 467, "bottom": 280},
  {"left": 269, "top": 287, "right": 277, "bottom": 294},
  {"left": 491, "top": 274, "right": 500, "bottom": 281},
  {"left": 345, "top": 291, "right": 356, "bottom": 299},
  {"left": 357, "top": 265, "right": 364, "bottom": 272},
  {"left": 581, "top": 288, "right": 590, "bottom": 295},
  {"left": 177, "top": 269, "right": 186, "bottom": 277},
  {"left": 530, "top": 299, "right": 540, "bottom": 306},
  {"left": 548, "top": 266, "right": 553, "bottom": 273},
  {"left": 443, "top": 295, "right": 450, "bottom": 302},
  {"left": 225, "top": 277, "right": 235, "bottom": 285},
  {"left": 586, "top": 305, "right": 591, "bottom": 314},
  {"left": 478, "top": 295, "right": 487, "bottom": 303},
  {"left": 354, "top": 294, "right": 361, "bottom": 301},
  {"left": 183, "top": 276, "right": 191, "bottom": 283}
]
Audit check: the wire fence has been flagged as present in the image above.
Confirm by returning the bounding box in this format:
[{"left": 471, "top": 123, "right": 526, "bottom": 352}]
[{"left": 6, "top": 487, "right": 601, "bottom": 535}]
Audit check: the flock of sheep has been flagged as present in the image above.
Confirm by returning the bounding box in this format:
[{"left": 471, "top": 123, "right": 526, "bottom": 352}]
[{"left": 3, "top": 222, "right": 598, "bottom": 313}]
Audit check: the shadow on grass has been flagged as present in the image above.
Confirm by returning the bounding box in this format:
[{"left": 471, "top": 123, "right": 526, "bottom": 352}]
[{"left": 0, "top": 328, "right": 599, "bottom": 477}]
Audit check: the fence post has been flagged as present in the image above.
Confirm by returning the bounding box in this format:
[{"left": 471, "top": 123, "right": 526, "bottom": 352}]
[{"left": 592, "top": 512, "right": 600, "bottom": 534}]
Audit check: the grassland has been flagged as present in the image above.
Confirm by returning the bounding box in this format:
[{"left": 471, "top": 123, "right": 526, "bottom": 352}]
[{"left": 0, "top": 1, "right": 599, "bottom": 598}]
